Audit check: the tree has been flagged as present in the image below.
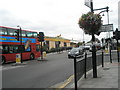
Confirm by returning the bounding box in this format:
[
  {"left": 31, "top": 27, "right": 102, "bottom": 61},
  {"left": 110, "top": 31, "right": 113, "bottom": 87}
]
[{"left": 77, "top": 42, "right": 83, "bottom": 46}]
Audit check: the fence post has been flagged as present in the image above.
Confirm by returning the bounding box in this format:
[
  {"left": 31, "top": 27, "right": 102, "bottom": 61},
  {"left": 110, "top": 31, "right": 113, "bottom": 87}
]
[
  {"left": 74, "top": 57, "right": 77, "bottom": 90},
  {"left": 102, "top": 50, "right": 104, "bottom": 67},
  {"left": 84, "top": 52, "right": 87, "bottom": 78}
]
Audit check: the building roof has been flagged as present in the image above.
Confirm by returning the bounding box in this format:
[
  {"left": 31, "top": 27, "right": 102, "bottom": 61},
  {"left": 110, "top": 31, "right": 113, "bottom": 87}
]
[{"left": 45, "top": 36, "right": 70, "bottom": 43}]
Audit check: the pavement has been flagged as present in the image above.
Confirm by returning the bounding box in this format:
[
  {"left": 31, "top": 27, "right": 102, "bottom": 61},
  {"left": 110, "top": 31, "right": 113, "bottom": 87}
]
[{"left": 66, "top": 59, "right": 120, "bottom": 89}]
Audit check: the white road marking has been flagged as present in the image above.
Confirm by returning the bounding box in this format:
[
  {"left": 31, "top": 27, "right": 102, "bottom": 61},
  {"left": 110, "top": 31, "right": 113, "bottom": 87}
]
[{"left": 0, "top": 65, "right": 25, "bottom": 71}]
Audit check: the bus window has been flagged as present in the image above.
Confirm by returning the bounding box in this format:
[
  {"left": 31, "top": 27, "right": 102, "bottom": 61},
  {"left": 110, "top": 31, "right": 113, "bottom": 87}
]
[
  {"left": 0, "top": 27, "right": 8, "bottom": 35},
  {"left": 2, "top": 45, "right": 9, "bottom": 54},
  {"left": 21, "top": 31, "right": 26, "bottom": 37},
  {"left": 0, "top": 45, "right": 3, "bottom": 54},
  {"left": 18, "top": 45, "right": 25, "bottom": 52},
  {"left": 9, "top": 46, "right": 14, "bottom": 53},
  {"left": 33, "top": 32, "right": 37, "bottom": 38},
  {"left": 9, "top": 45, "right": 25, "bottom": 53},
  {"left": 8, "top": 28, "right": 17, "bottom": 36},
  {"left": 36, "top": 45, "right": 40, "bottom": 52},
  {"left": 26, "top": 31, "right": 33, "bottom": 37},
  {"left": 13, "top": 46, "right": 20, "bottom": 53}
]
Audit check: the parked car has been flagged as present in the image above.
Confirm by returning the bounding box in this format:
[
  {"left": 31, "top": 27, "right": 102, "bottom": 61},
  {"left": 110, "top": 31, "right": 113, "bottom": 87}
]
[
  {"left": 68, "top": 47, "right": 84, "bottom": 58},
  {"left": 89, "top": 44, "right": 102, "bottom": 52},
  {"left": 79, "top": 45, "right": 91, "bottom": 51}
]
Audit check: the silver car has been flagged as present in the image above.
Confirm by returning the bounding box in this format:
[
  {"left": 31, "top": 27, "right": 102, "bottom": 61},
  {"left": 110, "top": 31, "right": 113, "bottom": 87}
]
[{"left": 68, "top": 47, "right": 84, "bottom": 58}]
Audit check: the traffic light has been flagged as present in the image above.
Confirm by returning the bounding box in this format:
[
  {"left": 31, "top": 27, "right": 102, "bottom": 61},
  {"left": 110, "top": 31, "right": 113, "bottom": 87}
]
[
  {"left": 113, "top": 28, "right": 120, "bottom": 40},
  {"left": 106, "top": 6, "right": 109, "bottom": 12},
  {"left": 37, "top": 32, "right": 44, "bottom": 42},
  {"left": 105, "top": 38, "right": 111, "bottom": 43},
  {"left": 113, "top": 31, "right": 116, "bottom": 39},
  {"left": 15, "top": 30, "right": 20, "bottom": 41},
  {"left": 101, "top": 38, "right": 104, "bottom": 43},
  {"left": 115, "top": 28, "right": 120, "bottom": 40}
]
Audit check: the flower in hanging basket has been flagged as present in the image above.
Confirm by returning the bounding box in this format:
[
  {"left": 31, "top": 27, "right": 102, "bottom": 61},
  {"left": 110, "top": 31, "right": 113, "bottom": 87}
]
[{"left": 78, "top": 12, "right": 102, "bottom": 35}]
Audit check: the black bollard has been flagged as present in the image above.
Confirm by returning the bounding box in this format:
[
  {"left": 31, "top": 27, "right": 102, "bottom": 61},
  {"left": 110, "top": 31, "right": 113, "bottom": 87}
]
[
  {"left": 102, "top": 50, "right": 104, "bottom": 67},
  {"left": 74, "top": 57, "right": 77, "bottom": 90},
  {"left": 110, "top": 45, "right": 112, "bottom": 63}
]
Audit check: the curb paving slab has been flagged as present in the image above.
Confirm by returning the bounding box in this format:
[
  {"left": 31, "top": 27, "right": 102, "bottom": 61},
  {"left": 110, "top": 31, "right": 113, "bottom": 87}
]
[{"left": 65, "top": 61, "right": 119, "bottom": 89}]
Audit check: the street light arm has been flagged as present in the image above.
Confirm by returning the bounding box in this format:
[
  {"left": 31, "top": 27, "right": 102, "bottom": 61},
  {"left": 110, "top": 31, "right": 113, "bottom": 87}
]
[
  {"left": 98, "top": 10, "right": 107, "bottom": 14},
  {"left": 93, "top": 6, "right": 109, "bottom": 12}
]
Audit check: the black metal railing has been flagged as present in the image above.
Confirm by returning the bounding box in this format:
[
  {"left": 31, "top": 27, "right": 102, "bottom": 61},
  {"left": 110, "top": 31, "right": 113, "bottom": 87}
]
[{"left": 73, "top": 50, "right": 120, "bottom": 90}]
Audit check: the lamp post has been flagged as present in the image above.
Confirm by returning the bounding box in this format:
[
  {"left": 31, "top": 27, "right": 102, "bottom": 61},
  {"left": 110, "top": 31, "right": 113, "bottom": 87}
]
[
  {"left": 17, "top": 25, "right": 22, "bottom": 63},
  {"left": 90, "top": 1, "right": 97, "bottom": 78},
  {"left": 84, "top": 0, "right": 110, "bottom": 78},
  {"left": 91, "top": 4, "right": 110, "bottom": 77}
]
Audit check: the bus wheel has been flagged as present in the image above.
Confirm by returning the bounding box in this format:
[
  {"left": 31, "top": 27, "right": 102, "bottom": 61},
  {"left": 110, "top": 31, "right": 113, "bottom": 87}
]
[
  {"left": 2, "top": 56, "right": 6, "bottom": 64},
  {"left": 30, "top": 54, "right": 35, "bottom": 60}
]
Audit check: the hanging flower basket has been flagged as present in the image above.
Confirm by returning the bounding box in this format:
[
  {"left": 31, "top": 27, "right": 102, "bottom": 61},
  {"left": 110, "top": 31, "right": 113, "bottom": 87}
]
[{"left": 78, "top": 12, "right": 102, "bottom": 35}]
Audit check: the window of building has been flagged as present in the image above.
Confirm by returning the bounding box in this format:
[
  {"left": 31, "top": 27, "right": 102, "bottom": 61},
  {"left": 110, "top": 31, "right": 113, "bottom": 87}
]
[{"left": 64, "top": 42, "right": 67, "bottom": 47}]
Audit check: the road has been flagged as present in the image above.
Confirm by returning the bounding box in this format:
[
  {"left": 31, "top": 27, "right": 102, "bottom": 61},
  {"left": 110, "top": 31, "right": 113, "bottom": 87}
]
[
  {"left": 2, "top": 51, "right": 74, "bottom": 88},
  {"left": 2, "top": 50, "right": 118, "bottom": 88}
]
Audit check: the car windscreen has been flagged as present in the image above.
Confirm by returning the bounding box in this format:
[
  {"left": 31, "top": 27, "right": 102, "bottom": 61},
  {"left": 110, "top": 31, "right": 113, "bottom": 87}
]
[{"left": 70, "top": 48, "right": 79, "bottom": 52}]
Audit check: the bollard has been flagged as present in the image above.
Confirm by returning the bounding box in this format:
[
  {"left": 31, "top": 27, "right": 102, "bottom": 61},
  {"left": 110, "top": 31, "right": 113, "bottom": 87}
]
[
  {"left": 74, "top": 57, "right": 77, "bottom": 90},
  {"left": 110, "top": 46, "right": 112, "bottom": 63},
  {"left": 43, "top": 51, "right": 46, "bottom": 58}
]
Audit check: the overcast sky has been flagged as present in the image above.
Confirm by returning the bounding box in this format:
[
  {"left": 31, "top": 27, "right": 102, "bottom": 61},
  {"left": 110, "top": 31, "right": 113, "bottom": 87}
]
[{"left": 0, "top": 0, "right": 119, "bottom": 42}]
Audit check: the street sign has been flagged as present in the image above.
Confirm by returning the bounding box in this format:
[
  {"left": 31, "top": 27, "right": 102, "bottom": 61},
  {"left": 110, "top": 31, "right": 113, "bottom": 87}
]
[
  {"left": 85, "top": 0, "right": 92, "bottom": 8},
  {"left": 99, "top": 24, "right": 113, "bottom": 32}
]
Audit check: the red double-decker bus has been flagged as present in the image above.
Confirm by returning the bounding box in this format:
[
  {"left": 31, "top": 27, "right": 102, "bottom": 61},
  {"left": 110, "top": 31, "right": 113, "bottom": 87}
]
[{"left": 0, "top": 26, "right": 41, "bottom": 64}]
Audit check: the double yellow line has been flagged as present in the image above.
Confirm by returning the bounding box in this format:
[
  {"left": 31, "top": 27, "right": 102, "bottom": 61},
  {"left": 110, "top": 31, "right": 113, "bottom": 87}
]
[{"left": 57, "top": 75, "right": 74, "bottom": 88}]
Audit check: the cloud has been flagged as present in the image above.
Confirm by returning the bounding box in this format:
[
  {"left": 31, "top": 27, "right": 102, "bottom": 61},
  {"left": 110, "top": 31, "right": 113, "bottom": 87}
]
[{"left": 0, "top": 0, "right": 119, "bottom": 42}]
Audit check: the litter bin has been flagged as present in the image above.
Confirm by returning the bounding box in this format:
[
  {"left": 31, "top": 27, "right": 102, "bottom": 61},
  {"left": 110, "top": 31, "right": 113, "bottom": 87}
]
[{"left": 16, "top": 54, "right": 21, "bottom": 63}]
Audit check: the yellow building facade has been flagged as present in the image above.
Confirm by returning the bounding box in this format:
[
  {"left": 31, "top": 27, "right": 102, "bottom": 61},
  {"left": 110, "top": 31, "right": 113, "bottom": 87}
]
[{"left": 44, "top": 36, "right": 71, "bottom": 50}]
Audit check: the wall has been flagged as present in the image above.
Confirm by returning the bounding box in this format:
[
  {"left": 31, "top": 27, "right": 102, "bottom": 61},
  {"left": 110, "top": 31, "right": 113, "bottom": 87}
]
[
  {"left": 45, "top": 37, "right": 71, "bottom": 50},
  {"left": 49, "top": 41, "right": 55, "bottom": 49}
]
